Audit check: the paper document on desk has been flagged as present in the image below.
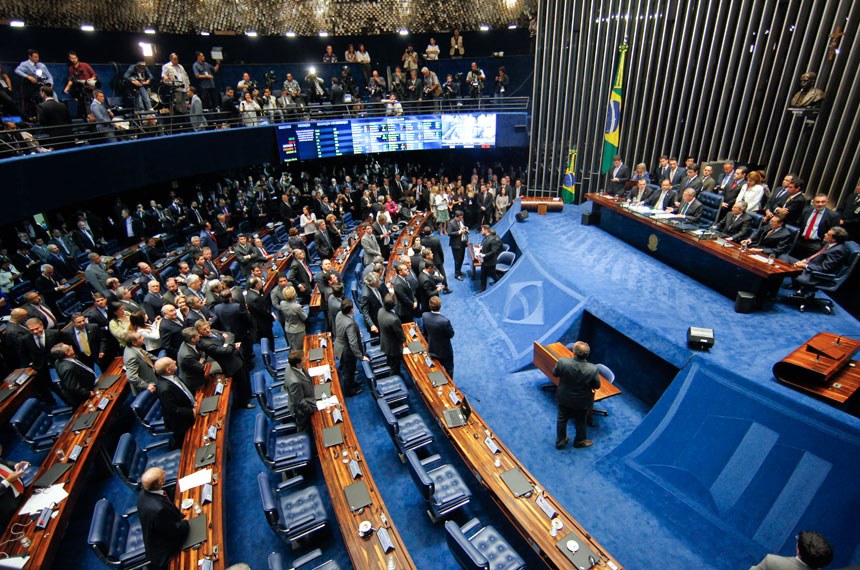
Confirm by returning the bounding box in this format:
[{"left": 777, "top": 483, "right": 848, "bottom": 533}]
[
  {"left": 629, "top": 205, "right": 653, "bottom": 214},
  {"left": 307, "top": 364, "right": 331, "bottom": 378},
  {"left": 178, "top": 468, "right": 212, "bottom": 492},
  {"left": 0, "top": 556, "right": 29, "bottom": 569},
  {"left": 651, "top": 212, "right": 675, "bottom": 219},
  {"left": 19, "top": 484, "right": 68, "bottom": 515},
  {"left": 316, "top": 395, "right": 339, "bottom": 410},
  {"left": 749, "top": 254, "right": 771, "bottom": 263}
]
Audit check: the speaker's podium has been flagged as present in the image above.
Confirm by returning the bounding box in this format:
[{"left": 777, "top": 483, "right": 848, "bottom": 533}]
[{"left": 772, "top": 332, "right": 860, "bottom": 417}]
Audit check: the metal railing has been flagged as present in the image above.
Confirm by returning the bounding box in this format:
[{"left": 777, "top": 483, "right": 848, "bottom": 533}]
[{"left": 0, "top": 96, "right": 529, "bottom": 160}]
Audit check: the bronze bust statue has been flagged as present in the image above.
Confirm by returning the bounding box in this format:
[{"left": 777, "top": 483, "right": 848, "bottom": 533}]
[{"left": 790, "top": 72, "right": 825, "bottom": 107}]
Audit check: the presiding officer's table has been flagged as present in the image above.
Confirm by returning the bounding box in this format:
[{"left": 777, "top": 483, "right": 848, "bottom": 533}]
[
  {"left": 586, "top": 193, "right": 800, "bottom": 305},
  {"left": 0, "top": 359, "right": 129, "bottom": 570},
  {"left": 303, "top": 334, "right": 416, "bottom": 569},
  {"left": 532, "top": 342, "right": 622, "bottom": 402},
  {"left": 401, "top": 323, "right": 623, "bottom": 570},
  {"left": 170, "top": 373, "right": 233, "bottom": 570}
]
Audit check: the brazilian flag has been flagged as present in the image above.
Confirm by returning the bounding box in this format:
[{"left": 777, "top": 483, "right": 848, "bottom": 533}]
[
  {"left": 561, "top": 148, "right": 577, "bottom": 203},
  {"left": 601, "top": 43, "right": 629, "bottom": 173}
]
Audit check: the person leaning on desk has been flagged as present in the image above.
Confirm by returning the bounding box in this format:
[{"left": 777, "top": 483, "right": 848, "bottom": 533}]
[{"left": 741, "top": 215, "right": 794, "bottom": 256}]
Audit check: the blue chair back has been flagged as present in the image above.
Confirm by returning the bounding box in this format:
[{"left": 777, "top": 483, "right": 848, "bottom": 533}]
[
  {"left": 376, "top": 398, "right": 398, "bottom": 437},
  {"left": 87, "top": 497, "right": 149, "bottom": 569},
  {"left": 698, "top": 191, "right": 723, "bottom": 226},
  {"left": 112, "top": 433, "right": 145, "bottom": 490},
  {"left": 819, "top": 241, "right": 860, "bottom": 292},
  {"left": 496, "top": 251, "right": 516, "bottom": 268},
  {"left": 257, "top": 472, "right": 280, "bottom": 530},
  {"left": 444, "top": 520, "right": 489, "bottom": 570},
  {"left": 405, "top": 450, "right": 434, "bottom": 502},
  {"left": 130, "top": 389, "right": 167, "bottom": 434},
  {"left": 254, "top": 413, "right": 271, "bottom": 463},
  {"left": 596, "top": 363, "right": 616, "bottom": 384},
  {"left": 10, "top": 398, "right": 50, "bottom": 447}
]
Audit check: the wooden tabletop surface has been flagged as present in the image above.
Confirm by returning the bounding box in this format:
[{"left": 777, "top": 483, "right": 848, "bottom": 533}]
[
  {"left": 401, "top": 323, "right": 623, "bottom": 570},
  {"left": 533, "top": 342, "right": 622, "bottom": 402},
  {"left": 310, "top": 227, "right": 365, "bottom": 313},
  {"left": 0, "top": 359, "right": 129, "bottom": 570},
  {"left": 0, "top": 368, "right": 37, "bottom": 426},
  {"left": 384, "top": 213, "right": 431, "bottom": 284}
]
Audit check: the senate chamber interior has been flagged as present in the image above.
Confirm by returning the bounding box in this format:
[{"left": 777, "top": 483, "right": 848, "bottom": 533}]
[{"left": 0, "top": 1, "right": 859, "bottom": 569}]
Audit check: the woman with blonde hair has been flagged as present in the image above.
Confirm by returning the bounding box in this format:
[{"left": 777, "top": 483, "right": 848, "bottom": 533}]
[
  {"left": 281, "top": 285, "right": 307, "bottom": 351},
  {"left": 433, "top": 186, "right": 450, "bottom": 234},
  {"left": 736, "top": 170, "right": 766, "bottom": 213}
]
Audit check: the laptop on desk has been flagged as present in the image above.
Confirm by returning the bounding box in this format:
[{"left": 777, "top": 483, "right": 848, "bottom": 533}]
[{"left": 443, "top": 396, "right": 472, "bottom": 428}]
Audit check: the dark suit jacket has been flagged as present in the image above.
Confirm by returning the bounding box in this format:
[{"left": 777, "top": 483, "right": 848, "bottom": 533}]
[
  {"left": 182, "top": 307, "right": 210, "bottom": 328},
  {"left": 479, "top": 234, "right": 503, "bottom": 265},
  {"left": 155, "top": 376, "right": 196, "bottom": 442},
  {"left": 797, "top": 207, "right": 840, "bottom": 241},
  {"left": 143, "top": 292, "right": 164, "bottom": 321},
  {"left": 750, "top": 225, "right": 794, "bottom": 256},
  {"left": 246, "top": 288, "right": 274, "bottom": 340},
  {"left": 648, "top": 189, "right": 677, "bottom": 211},
  {"left": 177, "top": 343, "right": 208, "bottom": 392},
  {"left": 212, "top": 302, "right": 252, "bottom": 341},
  {"left": 393, "top": 275, "right": 416, "bottom": 322},
  {"left": 313, "top": 230, "right": 334, "bottom": 260},
  {"left": 777, "top": 193, "right": 805, "bottom": 227},
  {"left": 284, "top": 366, "right": 316, "bottom": 432},
  {"left": 72, "top": 229, "right": 98, "bottom": 252},
  {"left": 34, "top": 275, "right": 65, "bottom": 309},
  {"left": 137, "top": 488, "right": 189, "bottom": 569},
  {"left": 679, "top": 176, "right": 703, "bottom": 194},
  {"left": 197, "top": 334, "right": 243, "bottom": 376},
  {"left": 37, "top": 98, "right": 72, "bottom": 143},
  {"left": 288, "top": 260, "right": 313, "bottom": 301},
  {"left": 358, "top": 284, "right": 383, "bottom": 330},
  {"left": 421, "top": 234, "right": 446, "bottom": 266},
  {"left": 629, "top": 185, "right": 654, "bottom": 204},
  {"left": 62, "top": 324, "right": 106, "bottom": 368},
  {"left": 677, "top": 199, "right": 704, "bottom": 222},
  {"left": 719, "top": 212, "right": 753, "bottom": 241},
  {"left": 5, "top": 322, "right": 31, "bottom": 366},
  {"left": 55, "top": 359, "right": 95, "bottom": 408},
  {"left": 605, "top": 164, "right": 631, "bottom": 196},
  {"left": 806, "top": 243, "right": 847, "bottom": 275},
  {"left": 421, "top": 311, "right": 454, "bottom": 364},
  {"left": 417, "top": 272, "right": 439, "bottom": 312},
  {"left": 21, "top": 329, "right": 61, "bottom": 371},
  {"left": 666, "top": 168, "right": 685, "bottom": 190},
  {"left": 552, "top": 356, "right": 600, "bottom": 409},
  {"left": 446, "top": 219, "right": 468, "bottom": 250},
  {"left": 158, "top": 318, "right": 185, "bottom": 359},
  {"left": 377, "top": 308, "right": 405, "bottom": 359}
]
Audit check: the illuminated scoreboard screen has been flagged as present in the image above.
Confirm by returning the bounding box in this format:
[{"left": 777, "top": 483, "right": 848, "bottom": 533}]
[{"left": 277, "top": 113, "right": 496, "bottom": 162}]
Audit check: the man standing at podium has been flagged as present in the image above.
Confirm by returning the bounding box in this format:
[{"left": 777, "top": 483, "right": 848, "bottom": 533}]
[{"left": 552, "top": 341, "right": 600, "bottom": 450}]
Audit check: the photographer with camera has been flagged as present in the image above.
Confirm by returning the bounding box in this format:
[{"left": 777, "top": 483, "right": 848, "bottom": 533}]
[
  {"left": 466, "top": 62, "right": 486, "bottom": 100},
  {"left": 124, "top": 62, "right": 153, "bottom": 112},
  {"left": 494, "top": 66, "right": 510, "bottom": 99},
  {"left": 390, "top": 66, "right": 406, "bottom": 101},
  {"left": 340, "top": 66, "right": 357, "bottom": 99},
  {"left": 161, "top": 53, "right": 190, "bottom": 126},
  {"left": 305, "top": 70, "right": 327, "bottom": 104},
  {"left": 366, "top": 70, "right": 386, "bottom": 103},
  {"left": 442, "top": 73, "right": 462, "bottom": 110},
  {"left": 402, "top": 45, "right": 419, "bottom": 74}
]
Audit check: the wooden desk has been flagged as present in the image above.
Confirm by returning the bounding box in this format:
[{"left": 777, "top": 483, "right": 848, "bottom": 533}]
[
  {"left": 533, "top": 342, "right": 622, "bottom": 402},
  {"left": 214, "top": 227, "right": 276, "bottom": 272},
  {"left": 61, "top": 272, "right": 88, "bottom": 295},
  {"left": 309, "top": 227, "right": 364, "bottom": 314},
  {"left": 170, "top": 374, "right": 233, "bottom": 570},
  {"left": 124, "top": 246, "right": 191, "bottom": 297},
  {"left": 303, "top": 334, "right": 416, "bottom": 569},
  {"left": 0, "top": 359, "right": 129, "bottom": 570},
  {"left": 384, "top": 213, "right": 431, "bottom": 284},
  {"left": 466, "top": 243, "right": 482, "bottom": 280},
  {"left": 773, "top": 332, "right": 860, "bottom": 416},
  {"left": 586, "top": 193, "right": 801, "bottom": 305},
  {"left": 262, "top": 252, "right": 295, "bottom": 296},
  {"left": 0, "top": 368, "right": 36, "bottom": 426},
  {"left": 520, "top": 197, "right": 564, "bottom": 212},
  {"left": 401, "top": 324, "right": 623, "bottom": 570}
]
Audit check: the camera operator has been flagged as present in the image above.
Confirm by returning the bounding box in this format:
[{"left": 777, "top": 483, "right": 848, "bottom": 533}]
[
  {"left": 263, "top": 70, "right": 278, "bottom": 91},
  {"left": 442, "top": 73, "right": 461, "bottom": 110},
  {"left": 340, "top": 66, "right": 356, "bottom": 99},
  {"left": 366, "top": 70, "right": 386, "bottom": 103},
  {"left": 305, "top": 70, "right": 327, "bottom": 104},
  {"left": 401, "top": 45, "right": 419, "bottom": 74},
  {"left": 494, "top": 66, "right": 509, "bottom": 99},
  {"left": 124, "top": 62, "right": 153, "bottom": 112},
  {"left": 390, "top": 66, "right": 406, "bottom": 101},
  {"left": 466, "top": 62, "right": 486, "bottom": 99},
  {"left": 161, "top": 53, "right": 190, "bottom": 118},
  {"left": 63, "top": 51, "right": 98, "bottom": 119}
]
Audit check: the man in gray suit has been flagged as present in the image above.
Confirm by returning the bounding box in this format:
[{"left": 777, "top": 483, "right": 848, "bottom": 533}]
[
  {"left": 552, "top": 341, "right": 600, "bottom": 450},
  {"left": 123, "top": 332, "right": 159, "bottom": 395},
  {"left": 85, "top": 253, "right": 112, "bottom": 293},
  {"left": 361, "top": 225, "right": 382, "bottom": 265},
  {"left": 188, "top": 86, "right": 206, "bottom": 131},
  {"left": 283, "top": 350, "right": 316, "bottom": 432},
  {"left": 279, "top": 285, "right": 307, "bottom": 352},
  {"left": 749, "top": 530, "right": 832, "bottom": 570},
  {"left": 270, "top": 273, "right": 289, "bottom": 331},
  {"left": 334, "top": 299, "right": 367, "bottom": 396}
]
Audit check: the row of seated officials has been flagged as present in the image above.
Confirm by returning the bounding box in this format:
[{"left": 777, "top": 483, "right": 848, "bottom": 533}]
[{"left": 603, "top": 155, "right": 860, "bottom": 294}]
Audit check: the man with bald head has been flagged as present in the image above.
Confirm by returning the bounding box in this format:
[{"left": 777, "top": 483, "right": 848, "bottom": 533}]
[
  {"left": 138, "top": 466, "right": 189, "bottom": 570},
  {"left": 153, "top": 357, "right": 197, "bottom": 445}
]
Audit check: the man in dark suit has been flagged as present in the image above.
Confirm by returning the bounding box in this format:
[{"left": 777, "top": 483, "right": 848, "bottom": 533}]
[
  {"left": 552, "top": 341, "right": 601, "bottom": 449},
  {"left": 742, "top": 215, "right": 794, "bottom": 256},
  {"left": 781, "top": 227, "right": 850, "bottom": 294},
  {"left": 233, "top": 234, "right": 264, "bottom": 276},
  {"left": 719, "top": 166, "right": 747, "bottom": 217},
  {"left": 314, "top": 220, "right": 335, "bottom": 260},
  {"left": 676, "top": 189, "right": 704, "bottom": 222},
  {"left": 421, "top": 226, "right": 448, "bottom": 283},
  {"left": 85, "top": 293, "right": 118, "bottom": 367},
  {"left": 665, "top": 157, "right": 685, "bottom": 191},
  {"left": 327, "top": 284, "right": 344, "bottom": 336},
  {"left": 418, "top": 262, "right": 443, "bottom": 313},
  {"left": 421, "top": 296, "right": 455, "bottom": 377},
  {"left": 477, "top": 187, "right": 495, "bottom": 226},
  {"left": 678, "top": 166, "right": 703, "bottom": 195},
  {"left": 118, "top": 209, "right": 144, "bottom": 246},
  {"left": 21, "top": 318, "right": 60, "bottom": 402},
  {"left": 51, "top": 343, "right": 96, "bottom": 408},
  {"left": 446, "top": 211, "right": 469, "bottom": 280},
  {"left": 765, "top": 177, "right": 805, "bottom": 227},
  {"left": 629, "top": 179, "right": 654, "bottom": 204},
  {"left": 359, "top": 273, "right": 384, "bottom": 336},
  {"left": 648, "top": 179, "right": 677, "bottom": 212},
  {"left": 142, "top": 281, "right": 165, "bottom": 321},
  {"left": 333, "top": 299, "right": 367, "bottom": 396},
  {"left": 63, "top": 313, "right": 106, "bottom": 370},
  {"left": 195, "top": 320, "right": 253, "bottom": 408},
  {"left": 135, "top": 262, "right": 163, "bottom": 290},
  {"left": 393, "top": 263, "right": 417, "bottom": 323},
  {"left": 793, "top": 193, "right": 840, "bottom": 258},
  {"left": 138, "top": 466, "right": 190, "bottom": 570},
  {"left": 246, "top": 276, "right": 274, "bottom": 346},
  {"left": 72, "top": 221, "right": 99, "bottom": 253},
  {"left": 198, "top": 224, "right": 219, "bottom": 256},
  {"left": 652, "top": 154, "right": 670, "bottom": 184},
  {"left": 45, "top": 244, "right": 76, "bottom": 279},
  {"left": 176, "top": 328, "right": 211, "bottom": 392},
  {"left": 22, "top": 291, "right": 60, "bottom": 329},
  {"left": 717, "top": 201, "right": 753, "bottom": 241},
  {"left": 838, "top": 181, "right": 860, "bottom": 241},
  {"left": 478, "top": 225, "right": 503, "bottom": 292},
  {"left": 283, "top": 350, "right": 316, "bottom": 432},
  {"left": 750, "top": 530, "right": 832, "bottom": 570},
  {"left": 153, "top": 358, "right": 197, "bottom": 446},
  {"left": 158, "top": 304, "right": 186, "bottom": 359},
  {"left": 605, "top": 155, "right": 631, "bottom": 196},
  {"left": 34, "top": 264, "right": 68, "bottom": 314},
  {"left": 36, "top": 85, "right": 72, "bottom": 148},
  {"left": 288, "top": 249, "right": 314, "bottom": 305},
  {"left": 211, "top": 290, "right": 253, "bottom": 360},
  {"left": 6, "top": 309, "right": 32, "bottom": 367},
  {"left": 378, "top": 294, "right": 405, "bottom": 374}
]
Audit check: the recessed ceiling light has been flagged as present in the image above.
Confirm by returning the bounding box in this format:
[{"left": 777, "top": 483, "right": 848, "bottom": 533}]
[
  {"left": 144, "top": 27, "right": 156, "bottom": 34},
  {"left": 81, "top": 24, "right": 95, "bottom": 32},
  {"left": 508, "top": 24, "right": 517, "bottom": 29},
  {"left": 286, "top": 31, "right": 297, "bottom": 37},
  {"left": 245, "top": 30, "right": 258, "bottom": 37},
  {"left": 200, "top": 31, "right": 210, "bottom": 36},
  {"left": 479, "top": 25, "right": 490, "bottom": 31},
  {"left": 398, "top": 29, "right": 409, "bottom": 35},
  {"left": 10, "top": 20, "right": 25, "bottom": 28},
  {"left": 319, "top": 31, "right": 329, "bottom": 37}
]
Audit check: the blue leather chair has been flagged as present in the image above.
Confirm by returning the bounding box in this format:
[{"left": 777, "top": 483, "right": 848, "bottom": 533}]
[
  {"left": 111, "top": 433, "right": 181, "bottom": 491},
  {"left": 362, "top": 337, "right": 393, "bottom": 378},
  {"left": 129, "top": 389, "right": 170, "bottom": 435},
  {"left": 273, "top": 224, "right": 290, "bottom": 245},
  {"left": 405, "top": 450, "right": 472, "bottom": 522},
  {"left": 782, "top": 240, "right": 860, "bottom": 314},
  {"left": 445, "top": 518, "right": 526, "bottom": 570},
  {"left": 10, "top": 398, "right": 73, "bottom": 451},
  {"left": 254, "top": 413, "right": 312, "bottom": 475},
  {"left": 252, "top": 371, "right": 296, "bottom": 425},
  {"left": 56, "top": 291, "right": 83, "bottom": 319},
  {"left": 495, "top": 252, "right": 516, "bottom": 275},
  {"left": 592, "top": 363, "right": 616, "bottom": 417},
  {"left": 87, "top": 497, "right": 149, "bottom": 569},
  {"left": 698, "top": 191, "right": 723, "bottom": 227},
  {"left": 257, "top": 472, "right": 328, "bottom": 545},
  {"left": 361, "top": 360, "right": 408, "bottom": 406},
  {"left": 377, "top": 398, "right": 433, "bottom": 457},
  {"left": 268, "top": 549, "right": 341, "bottom": 570}
]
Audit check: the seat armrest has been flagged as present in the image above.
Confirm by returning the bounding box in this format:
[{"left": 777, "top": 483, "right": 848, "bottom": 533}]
[
  {"left": 144, "top": 438, "right": 174, "bottom": 452},
  {"left": 420, "top": 454, "right": 442, "bottom": 467},
  {"left": 270, "top": 381, "right": 285, "bottom": 389},
  {"left": 49, "top": 406, "right": 74, "bottom": 416},
  {"left": 276, "top": 475, "right": 305, "bottom": 491},
  {"left": 287, "top": 513, "right": 315, "bottom": 530},
  {"left": 273, "top": 423, "right": 298, "bottom": 435},
  {"left": 362, "top": 337, "right": 381, "bottom": 348},
  {"left": 461, "top": 517, "right": 481, "bottom": 535},
  {"left": 400, "top": 430, "right": 427, "bottom": 445},
  {"left": 123, "top": 506, "right": 139, "bottom": 518},
  {"left": 292, "top": 548, "right": 323, "bottom": 569},
  {"left": 276, "top": 452, "right": 299, "bottom": 461},
  {"left": 391, "top": 404, "right": 410, "bottom": 416},
  {"left": 379, "top": 384, "right": 401, "bottom": 396}
]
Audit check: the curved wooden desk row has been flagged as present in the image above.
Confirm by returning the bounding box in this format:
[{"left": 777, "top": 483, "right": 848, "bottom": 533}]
[
  {"left": 773, "top": 332, "right": 860, "bottom": 415},
  {"left": 170, "top": 373, "right": 233, "bottom": 570},
  {"left": 214, "top": 226, "right": 277, "bottom": 272},
  {"left": 262, "top": 252, "right": 296, "bottom": 296},
  {"left": 400, "top": 324, "right": 623, "bottom": 570},
  {"left": 302, "top": 333, "right": 416, "bottom": 569},
  {"left": 122, "top": 245, "right": 192, "bottom": 296},
  {"left": 309, "top": 228, "right": 365, "bottom": 314},
  {"left": 0, "top": 368, "right": 37, "bottom": 426},
  {"left": 0, "top": 359, "right": 129, "bottom": 570},
  {"left": 384, "top": 212, "right": 432, "bottom": 284}
]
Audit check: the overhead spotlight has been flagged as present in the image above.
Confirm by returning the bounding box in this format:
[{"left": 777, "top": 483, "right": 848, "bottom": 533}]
[
  {"left": 479, "top": 25, "right": 490, "bottom": 31},
  {"left": 308, "top": 66, "right": 316, "bottom": 74},
  {"left": 286, "top": 31, "right": 297, "bottom": 37},
  {"left": 319, "top": 31, "right": 329, "bottom": 37},
  {"left": 508, "top": 24, "right": 517, "bottom": 29},
  {"left": 81, "top": 24, "right": 95, "bottom": 32},
  {"left": 138, "top": 42, "right": 154, "bottom": 57},
  {"left": 398, "top": 29, "right": 409, "bottom": 35},
  {"left": 10, "top": 20, "right": 25, "bottom": 27},
  {"left": 246, "top": 30, "right": 258, "bottom": 37},
  {"left": 144, "top": 27, "right": 156, "bottom": 34},
  {"left": 200, "top": 30, "right": 210, "bottom": 36}
]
